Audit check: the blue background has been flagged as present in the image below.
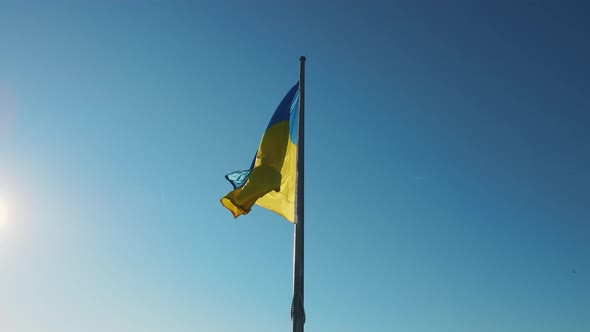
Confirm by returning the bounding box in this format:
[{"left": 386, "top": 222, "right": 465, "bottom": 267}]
[{"left": 1, "top": 1, "right": 588, "bottom": 331}]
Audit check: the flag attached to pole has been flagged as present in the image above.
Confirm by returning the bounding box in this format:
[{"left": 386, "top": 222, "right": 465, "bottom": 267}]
[{"left": 221, "top": 82, "right": 300, "bottom": 222}]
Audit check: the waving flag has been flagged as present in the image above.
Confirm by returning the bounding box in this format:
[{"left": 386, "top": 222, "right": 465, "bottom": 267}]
[{"left": 221, "top": 82, "right": 300, "bottom": 222}]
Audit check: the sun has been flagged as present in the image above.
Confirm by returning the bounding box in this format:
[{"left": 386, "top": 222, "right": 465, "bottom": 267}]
[{"left": 0, "top": 197, "right": 7, "bottom": 230}]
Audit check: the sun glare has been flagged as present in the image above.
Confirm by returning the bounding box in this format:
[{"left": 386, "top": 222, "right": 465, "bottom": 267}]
[{"left": 0, "top": 197, "right": 7, "bottom": 230}]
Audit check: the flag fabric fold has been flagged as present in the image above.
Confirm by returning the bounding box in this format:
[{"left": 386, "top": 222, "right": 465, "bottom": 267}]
[{"left": 221, "top": 82, "right": 300, "bottom": 222}]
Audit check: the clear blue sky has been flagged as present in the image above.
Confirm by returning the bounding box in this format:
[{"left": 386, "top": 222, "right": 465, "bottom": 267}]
[{"left": 1, "top": 1, "right": 589, "bottom": 331}]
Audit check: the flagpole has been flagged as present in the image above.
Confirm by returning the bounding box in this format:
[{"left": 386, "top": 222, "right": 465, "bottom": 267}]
[{"left": 292, "top": 56, "right": 306, "bottom": 332}]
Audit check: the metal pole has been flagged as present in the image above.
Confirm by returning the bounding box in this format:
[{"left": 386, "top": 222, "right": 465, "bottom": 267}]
[{"left": 292, "top": 56, "right": 306, "bottom": 332}]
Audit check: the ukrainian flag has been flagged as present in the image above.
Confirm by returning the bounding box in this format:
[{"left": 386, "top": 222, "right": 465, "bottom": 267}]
[{"left": 221, "top": 82, "right": 300, "bottom": 222}]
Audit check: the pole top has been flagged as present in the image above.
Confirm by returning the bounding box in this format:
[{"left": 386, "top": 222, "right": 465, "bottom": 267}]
[{"left": 300, "top": 56, "right": 306, "bottom": 62}]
